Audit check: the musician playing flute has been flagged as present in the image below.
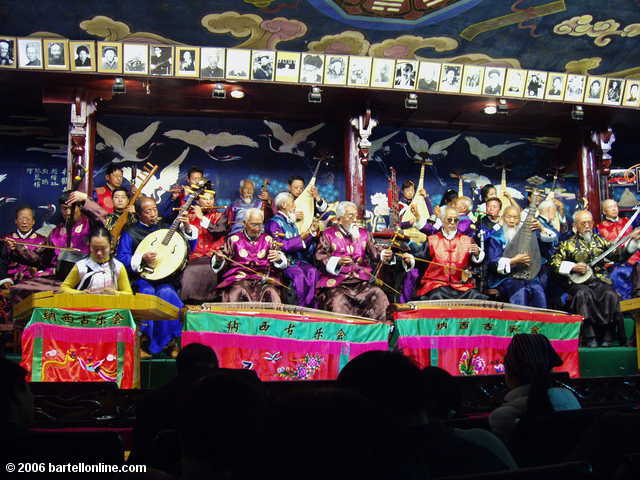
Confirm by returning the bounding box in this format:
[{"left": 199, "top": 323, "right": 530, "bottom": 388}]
[
  {"left": 550, "top": 210, "right": 640, "bottom": 347},
  {"left": 116, "top": 196, "right": 197, "bottom": 357},
  {"left": 212, "top": 208, "right": 288, "bottom": 302},
  {"left": 415, "top": 206, "right": 487, "bottom": 301},
  {"left": 180, "top": 189, "right": 227, "bottom": 304},
  {"left": 226, "top": 179, "right": 272, "bottom": 235},
  {"left": 315, "top": 201, "right": 414, "bottom": 321},
  {"left": 265, "top": 192, "right": 320, "bottom": 308},
  {"left": 104, "top": 188, "right": 137, "bottom": 234},
  {"left": 487, "top": 206, "right": 554, "bottom": 308},
  {"left": 3, "top": 206, "right": 52, "bottom": 282}
]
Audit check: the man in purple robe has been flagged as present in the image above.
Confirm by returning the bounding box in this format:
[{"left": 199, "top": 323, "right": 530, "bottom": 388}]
[
  {"left": 316, "top": 201, "right": 414, "bottom": 321},
  {"left": 4, "top": 206, "right": 52, "bottom": 282},
  {"left": 225, "top": 179, "right": 272, "bottom": 234},
  {"left": 213, "top": 208, "right": 288, "bottom": 302}
]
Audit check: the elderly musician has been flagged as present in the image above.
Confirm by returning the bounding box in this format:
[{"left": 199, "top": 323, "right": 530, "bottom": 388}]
[
  {"left": 226, "top": 179, "right": 272, "bottom": 234},
  {"left": 180, "top": 189, "right": 226, "bottom": 304},
  {"left": 265, "top": 192, "right": 320, "bottom": 307},
  {"left": 212, "top": 208, "right": 288, "bottom": 302},
  {"left": 550, "top": 210, "right": 640, "bottom": 347},
  {"left": 116, "top": 196, "right": 197, "bottom": 357},
  {"left": 415, "top": 206, "right": 487, "bottom": 301},
  {"left": 315, "top": 201, "right": 413, "bottom": 321},
  {"left": 487, "top": 205, "right": 554, "bottom": 308},
  {"left": 3, "top": 206, "right": 52, "bottom": 282}
]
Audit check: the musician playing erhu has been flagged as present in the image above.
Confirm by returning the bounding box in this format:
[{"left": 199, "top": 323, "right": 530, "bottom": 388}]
[
  {"left": 61, "top": 227, "right": 132, "bottom": 295},
  {"left": 93, "top": 165, "right": 124, "bottom": 213},
  {"left": 212, "top": 208, "right": 288, "bottom": 302},
  {"left": 116, "top": 196, "right": 197, "bottom": 356},
  {"left": 226, "top": 179, "right": 272, "bottom": 234},
  {"left": 315, "top": 201, "right": 413, "bottom": 321},
  {"left": 415, "top": 206, "right": 487, "bottom": 301},
  {"left": 487, "top": 206, "right": 554, "bottom": 308},
  {"left": 180, "top": 189, "right": 227, "bottom": 304},
  {"left": 550, "top": 210, "right": 640, "bottom": 347},
  {"left": 104, "top": 188, "right": 137, "bottom": 234},
  {"left": 3, "top": 206, "right": 52, "bottom": 282},
  {"left": 265, "top": 192, "right": 320, "bottom": 308}
]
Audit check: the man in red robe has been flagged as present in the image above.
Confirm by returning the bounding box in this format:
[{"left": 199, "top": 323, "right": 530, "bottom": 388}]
[
  {"left": 416, "top": 206, "right": 487, "bottom": 300},
  {"left": 93, "top": 165, "right": 124, "bottom": 213}
]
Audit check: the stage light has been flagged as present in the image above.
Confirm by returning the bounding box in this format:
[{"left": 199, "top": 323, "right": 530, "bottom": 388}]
[
  {"left": 571, "top": 105, "right": 584, "bottom": 121},
  {"left": 484, "top": 104, "right": 497, "bottom": 115},
  {"left": 308, "top": 86, "right": 322, "bottom": 103},
  {"left": 112, "top": 77, "right": 126, "bottom": 94},
  {"left": 230, "top": 89, "right": 245, "bottom": 99},
  {"left": 497, "top": 98, "right": 508, "bottom": 114},
  {"left": 212, "top": 83, "right": 226, "bottom": 99},
  {"left": 405, "top": 93, "right": 418, "bottom": 110}
]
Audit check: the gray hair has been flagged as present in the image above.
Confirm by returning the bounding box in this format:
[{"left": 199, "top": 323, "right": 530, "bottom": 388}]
[
  {"left": 439, "top": 205, "right": 452, "bottom": 222},
  {"left": 239, "top": 179, "right": 254, "bottom": 189},
  {"left": 274, "top": 192, "right": 294, "bottom": 211},
  {"left": 336, "top": 201, "right": 357, "bottom": 218},
  {"left": 538, "top": 199, "right": 556, "bottom": 212},
  {"left": 572, "top": 209, "right": 592, "bottom": 223},
  {"left": 601, "top": 198, "right": 617, "bottom": 209},
  {"left": 244, "top": 208, "right": 264, "bottom": 223}
]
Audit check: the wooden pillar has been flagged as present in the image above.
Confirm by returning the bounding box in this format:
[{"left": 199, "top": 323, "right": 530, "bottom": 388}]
[
  {"left": 577, "top": 129, "right": 614, "bottom": 221},
  {"left": 344, "top": 120, "right": 366, "bottom": 216},
  {"left": 68, "top": 94, "right": 96, "bottom": 193}
]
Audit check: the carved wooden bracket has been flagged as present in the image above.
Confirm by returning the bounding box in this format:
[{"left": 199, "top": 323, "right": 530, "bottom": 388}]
[{"left": 350, "top": 109, "right": 378, "bottom": 165}]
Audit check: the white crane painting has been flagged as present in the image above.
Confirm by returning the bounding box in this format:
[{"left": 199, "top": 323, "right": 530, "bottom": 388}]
[
  {"left": 96, "top": 121, "right": 162, "bottom": 163},
  {"left": 261, "top": 120, "right": 325, "bottom": 156},
  {"left": 122, "top": 147, "right": 190, "bottom": 202},
  {"left": 164, "top": 129, "right": 258, "bottom": 161},
  {"left": 464, "top": 136, "right": 525, "bottom": 167}
]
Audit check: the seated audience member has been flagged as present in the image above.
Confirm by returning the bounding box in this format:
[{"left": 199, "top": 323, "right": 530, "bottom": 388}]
[
  {"left": 265, "top": 192, "right": 320, "bottom": 307},
  {"left": 180, "top": 190, "right": 226, "bottom": 304},
  {"left": 226, "top": 179, "right": 272, "bottom": 234},
  {"left": 116, "top": 196, "right": 197, "bottom": 357},
  {"left": 3, "top": 206, "right": 51, "bottom": 282},
  {"left": 104, "top": 187, "right": 136, "bottom": 233},
  {"left": 212, "top": 208, "right": 287, "bottom": 302},
  {"left": 415, "top": 206, "right": 487, "bottom": 301},
  {"left": 93, "top": 164, "right": 124, "bottom": 213},
  {"left": 60, "top": 227, "right": 132, "bottom": 295},
  {"left": 315, "top": 201, "right": 413, "bottom": 321},
  {"left": 489, "top": 334, "right": 581, "bottom": 442}
]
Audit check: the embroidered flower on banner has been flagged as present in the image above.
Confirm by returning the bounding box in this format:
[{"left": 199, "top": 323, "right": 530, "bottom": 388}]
[
  {"left": 458, "top": 348, "right": 487, "bottom": 376},
  {"left": 278, "top": 354, "right": 323, "bottom": 380}
]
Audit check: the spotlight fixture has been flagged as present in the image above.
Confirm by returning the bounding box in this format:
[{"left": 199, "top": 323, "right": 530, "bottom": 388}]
[
  {"left": 212, "top": 83, "right": 226, "bottom": 99},
  {"left": 308, "top": 86, "right": 322, "bottom": 103},
  {"left": 571, "top": 105, "right": 584, "bottom": 121},
  {"left": 483, "top": 104, "right": 497, "bottom": 115},
  {"left": 112, "top": 77, "right": 126, "bottom": 94},
  {"left": 497, "top": 98, "right": 508, "bottom": 114},
  {"left": 230, "top": 89, "right": 245, "bottom": 99},
  {"left": 405, "top": 93, "right": 418, "bottom": 110}
]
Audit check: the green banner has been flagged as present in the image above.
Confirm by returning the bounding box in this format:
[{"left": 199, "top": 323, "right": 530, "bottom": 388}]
[{"left": 27, "top": 308, "right": 136, "bottom": 330}]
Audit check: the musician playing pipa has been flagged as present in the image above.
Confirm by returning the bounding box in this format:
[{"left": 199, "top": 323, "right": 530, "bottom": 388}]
[{"left": 550, "top": 210, "right": 640, "bottom": 348}]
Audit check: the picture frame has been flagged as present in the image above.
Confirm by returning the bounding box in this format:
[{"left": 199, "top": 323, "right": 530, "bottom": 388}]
[
  {"left": 0, "top": 37, "right": 17, "bottom": 68},
  {"left": 69, "top": 41, "right": 95, "bottom": 72},
  {"left": 482, "top": 67, "right": 506, "bottom": 96},
  {"left": 416, "top": 61, "right": 440, "bottom": 92},
  {"left": 584, "top": 76, "right": 606, "bottom": 104},
  {"left": 347, "top": 56, "right": 372, "bottom": 87},
  {"left": 148, "top": 44, "right": 173, "bottom": 77},
  {"left": 503, "top": 69, "right": 526, "bottom": 98},
  {"left": 251, "top": 50, "right": 275, "bottom": 81},
  {"left": 97, "top": 41, "right": 122, "bottom": 73},
  {"left": 545, "top": 73, "right": 566, "bottom": 101},
  {"left": 393, "top": 60, "right": 418, "bottom": 90},
  {"left": 175, "top": 46, "right": 199, "bottom": 78},
  {"left": 439, "top": 63, "right": 462, "bottom": 93},
  {"left": 43, "top": 38, "right": 69, "bottom": 70},
  {"left": 200, "top": 47, "right": 225, "bottom": 79},
  {"left": 123, "top": 43, "right": 148, "bottom": 75},
  {"left": 622, "top": 79, "right": 640, "bottom": 107},
  {"left": 323, "top": 54, "right": 348, "bottom": 85},
  {"left": 461, "top": 65, "right": 484, "bottom": 95},
  {"left": 564, "top": 74, "right": 586, "bottom": 103},
  {"left": 371, "top": 58, "right": 395, "bottom": 88},
  {"left": 603, "top": 78, "right": 624, "bottom": 106},
  {"left": 299, "top": 53, "right": 324, "bottom": 84},
  {"left": 524, "top": 70, "right": 547, "bottom": 99},
  {"left": 17, "top": 37, "right": 43, "bottom": 69},
  {"left": 225, "top": 49, "right": 250, "bottom": 80},
  {"left": 275, "top": 51, "right": 300, "bottom": 83}
]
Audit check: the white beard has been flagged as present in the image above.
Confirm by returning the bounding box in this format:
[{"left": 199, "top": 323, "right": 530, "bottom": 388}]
[
  {"left": 504, "top": 226, "right": 518, "bottom": 243},
  {"left": 348, "top": 224, "right": 360, "bottom": 241},
  {"left": 579, "top": 232, "right": 593, "bottom": 243},
  {"left": 286, "top": 212, "right": 297, "bottom": 224},
  {"left": 442, "top": 229, "right": 457, "bottom": 240},
  {"left": 241, "top": 196, "right": 253, "bottom": 205}
]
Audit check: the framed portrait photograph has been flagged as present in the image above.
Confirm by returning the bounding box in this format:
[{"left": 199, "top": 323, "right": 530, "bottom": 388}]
[
  {"left": 226, "top": 49, "right": 250, "bottom": 80},
  {"left": 503, "top": 69, "right": 526, "bottom": 98},
  {"left": 483, "top": 67, "right": 505, "bottom": 96},
  {"left": 603, "top": 78, "right": 624, "bottom": 106},
  {"left": 545, "top": 73, "right": 566, "bottom": 100},
  {"left": 17, "top": 38, "right": 43, "bottom": 69},
  {"left": 200, "top": 47, "right": 225, "bottom": 79},
  {"left": 347, "top": 56, "right": 372, "bottom": 87},
  {"left": 324, "top": 54, "right": 348, "bottom": 85},
  {"left": 622, "top": 79, "right": 640, "bottom": 107},
  {"left": 69, "top": 41, "right": 95, "bottom": 72},
  {"left": 584, "top": 76, "right": 606, "bottom": 104},
  {"left": 43, "top": 39, "right": 69, "bottom": 70},
  {"left": 176, "top": 46, "right": 199, "bottom": 78},
  {"left": 123, "top": 43, "right": 148, "bottom": 74},
  {"left": 393, "top": 60, "right": 418, "bottom": 89},
  {"left": 524, "top": 71, "right": 547, "bottom": 99},
  {"left": 299, "top": 53, "right": 324, "bottom": 84},
  {"left": 251, "top": 50, "right": 275, "bottom": 81},
  {"left": 416, "top": 61, "right": 440, "bottom": 92},
  {"left": 0, "top": 37, "right": 16, "bottom": 68},
  {"left": 461, "top": 65, "right": 484, "bottom": 95},
  {"left": 564, "top": 74, "right": 586, "bottom": 103},
  {"left": 148, "top": 45, "right": 173, "bottom": 76},
  {"left": 439, "top": 64, "right": 462, "bottom": 93},
  {"left": 275, "top": 51, "right": 300, "bottom": 83},
  {"left": 97, "top": 42, "right": 122, "bottom": 73},
  {"left": 371, "top": 58, "right": 395, "bottom": 88}
]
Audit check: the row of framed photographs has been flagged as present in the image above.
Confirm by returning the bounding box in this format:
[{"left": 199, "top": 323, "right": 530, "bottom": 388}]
[{"left": 0, "top": 36, "right": 638, "bottom": 107}]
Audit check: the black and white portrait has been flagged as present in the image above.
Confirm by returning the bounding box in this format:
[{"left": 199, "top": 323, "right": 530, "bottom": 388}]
[
  {"left": 604, "top": 78, "right": 622, "bottom": 105},
  {"left": 325, "top": 55, "right": 347, "bottom": 85},
  {"left": 300, "top": 54, "right": 324, "bottom": 84},
  {"left": 226, "top": 49, "right": 250, "bottom": 79},
  {"left": 348, "top": 56, "right": 371, "bottom": 86},
  {"left": 252, "top": 51, "right": 274, "bottom": 81},
  {"left": 0, "top": 38, "right": 15, "bottom": 67},
  {"left": 394, "top": 61, "right": 417, "bottom": 88},
  {"left": 372, "top": 58, "right": 394, "bottom": 88},
  {"left": 623, "top": 81, "right": 640, "bottom": 107},
  {"left": 99, "top": 44, "right": 120, "bottom": 72},
  {"left": 439, "top": 64, "right": 461, "bottom": 92},
  {"left": 149, "top": 45, "right": 172, "bottom": 76},
  {"left": 274, "top": 52, "right": 299, "bottom": 82},
  {"left": 564, "top": 74, "right": 585, "bottom": 102},
  {"left": 504, "top": 69, "right": 526, "bottom": 97},
  {"left": 546, "top": 74, "right": 565, "bottom": 99},
  {"left": 461, "top": 65, "right": 483, "bottom": 95},
  {"left": 47, "top": 41, "right": 65, "bottom": 67},
  {"left": 74, "top": 45, "right": 91, "bottom": 67},
  {"left": 18, "top": 38, "right": 42, "bottom": 68},
  {"left": 483, "top": 68, "right": 504, "bottom": 96},
  {"left": 585, "top": 78, "right": 604, "bottom": 103},
  {"left": 417, "top": 61, "right": 440, "bottom": 92},
  {"left": 200, "top": 48, "right": 225, "bottom": 79},
  {"left": 525, "top": 71, "right": 546, "bottom": 99},
  {"left": 123, "top": 44, "right": 148, "bottom": 74},
  {"left": 179, "top": 49, "right": 196, "bottom": 72}
]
